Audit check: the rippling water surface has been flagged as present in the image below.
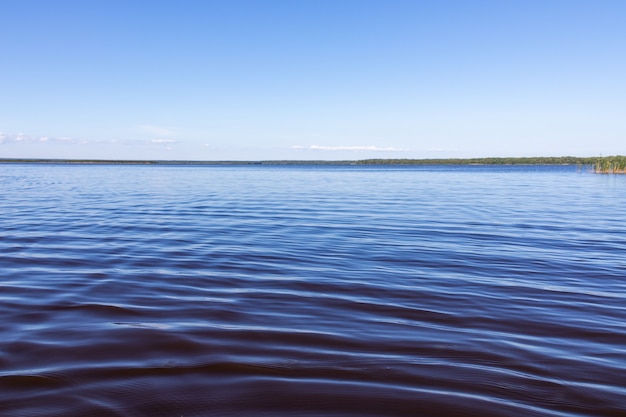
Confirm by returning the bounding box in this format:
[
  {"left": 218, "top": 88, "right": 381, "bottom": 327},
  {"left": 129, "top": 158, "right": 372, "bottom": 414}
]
[{"left": 1, "top": 164, "right": 625, "bottom": 416}]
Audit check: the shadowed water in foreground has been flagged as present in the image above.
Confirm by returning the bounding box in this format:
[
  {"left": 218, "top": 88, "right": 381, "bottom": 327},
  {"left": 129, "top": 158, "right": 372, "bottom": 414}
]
[{"left": 1, "top": 164, "right": 625, "bottom": 416}]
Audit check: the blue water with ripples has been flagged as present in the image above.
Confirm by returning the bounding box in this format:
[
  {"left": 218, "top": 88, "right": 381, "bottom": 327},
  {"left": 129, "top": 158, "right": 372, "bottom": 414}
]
[{"left": 1, "top": 163, "right": 625, "bottom": 416}]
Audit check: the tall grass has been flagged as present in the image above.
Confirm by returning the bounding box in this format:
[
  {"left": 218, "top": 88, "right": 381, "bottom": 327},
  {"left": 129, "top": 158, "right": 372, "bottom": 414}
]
[{"left": 593, "top": 156, "right": 626, "bottom": 174}]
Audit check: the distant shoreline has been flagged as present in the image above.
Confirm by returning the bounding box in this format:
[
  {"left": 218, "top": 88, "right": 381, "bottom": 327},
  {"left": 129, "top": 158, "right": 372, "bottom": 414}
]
[{"left": 0, "top": 156, "right": 616, "bottom": 166}]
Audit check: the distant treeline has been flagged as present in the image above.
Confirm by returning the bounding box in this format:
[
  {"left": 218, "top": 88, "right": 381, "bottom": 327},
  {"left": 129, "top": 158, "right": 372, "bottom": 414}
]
[
  {"left": 0, "top": 158, "right": 161, "bottom": 164},
  {"left": 1, "top": 156, "right": 625, "bottom": 172},
  {"left": 353, "top": 156, "right": 600, "bottom": 165}
]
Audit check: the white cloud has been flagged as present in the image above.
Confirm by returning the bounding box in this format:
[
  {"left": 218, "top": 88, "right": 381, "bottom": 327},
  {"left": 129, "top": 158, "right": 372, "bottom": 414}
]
[
  {"left": 151, "top": 139, "right": 177, "bottom": 144},
  {"left": 0, "top": 132, "right": 179, "bottom": 147},
  {"left": 0, "top": 133, "right": 60, "bottom": 144},
  {"left": 2, "top": 133, "right": 94, "bottom": 145},
  {"left": 292, "top": 144, "right": 407, "bottom": 152}
]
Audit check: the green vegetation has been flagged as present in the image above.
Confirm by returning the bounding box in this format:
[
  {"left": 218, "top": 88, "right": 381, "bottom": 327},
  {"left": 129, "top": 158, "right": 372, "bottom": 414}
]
[
  {"left": 0, "top": 156, "right": 624, "bottom": 173},
  {"left": 0, "top": 158, "right": 159, "bottom": 165},
  {"left": 592, "top": 156, "right": 626, "bottom": 174},
  {"left": 353, "top": 156, "right": 598, "bottom": 166}
]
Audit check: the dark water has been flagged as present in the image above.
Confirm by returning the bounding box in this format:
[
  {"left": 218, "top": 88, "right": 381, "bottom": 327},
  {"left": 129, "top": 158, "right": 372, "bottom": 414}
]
[{"left": 1, "top": 164, "right": 625, "bottom": 416}]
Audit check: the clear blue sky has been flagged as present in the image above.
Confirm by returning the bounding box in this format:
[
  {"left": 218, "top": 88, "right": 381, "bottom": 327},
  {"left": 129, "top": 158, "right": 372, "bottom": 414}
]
[{"left": 2, "top": 0, "right": 625, "bottom": 160}]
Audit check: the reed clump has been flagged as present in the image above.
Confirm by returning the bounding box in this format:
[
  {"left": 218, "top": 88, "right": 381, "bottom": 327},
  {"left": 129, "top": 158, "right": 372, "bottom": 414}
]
[{"left": 593, "top": 156, "right": 626, "bottom": 174}]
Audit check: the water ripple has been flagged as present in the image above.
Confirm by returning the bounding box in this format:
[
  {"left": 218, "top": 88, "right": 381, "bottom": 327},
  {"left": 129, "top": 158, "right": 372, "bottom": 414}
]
[{"left": 1, "top": 164, "right": 625, "bottom": 416}]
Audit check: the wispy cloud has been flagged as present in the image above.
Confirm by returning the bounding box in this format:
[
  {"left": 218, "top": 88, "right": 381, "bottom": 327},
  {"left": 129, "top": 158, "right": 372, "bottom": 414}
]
[
  {"left": 150, "top": 139, "right": 177, "bottom": 144},
  {"left": 0, "top": 132, "right": 178, "bottom": 147},
  {"left": 292, "top": 144, "right": 407, "bottom": 152},
  {"left": 0, "top": 132, "right": 82, "bottom": 145}
]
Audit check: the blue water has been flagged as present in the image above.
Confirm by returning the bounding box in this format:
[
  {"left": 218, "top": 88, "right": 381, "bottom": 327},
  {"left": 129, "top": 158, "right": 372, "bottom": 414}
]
[{"left": 1, "top": 164, "right": 625, "bottom": 416}]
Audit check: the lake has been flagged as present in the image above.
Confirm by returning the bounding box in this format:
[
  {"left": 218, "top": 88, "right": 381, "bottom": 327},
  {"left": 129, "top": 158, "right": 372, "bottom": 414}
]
[{"left": 1, "top": 163, "right": 625, "bottom": 416}]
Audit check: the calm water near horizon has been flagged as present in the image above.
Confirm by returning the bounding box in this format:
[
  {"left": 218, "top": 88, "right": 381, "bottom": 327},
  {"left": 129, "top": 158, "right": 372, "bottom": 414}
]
[{"left": 1, "top": 164, "right": 625, "bottom": 416}]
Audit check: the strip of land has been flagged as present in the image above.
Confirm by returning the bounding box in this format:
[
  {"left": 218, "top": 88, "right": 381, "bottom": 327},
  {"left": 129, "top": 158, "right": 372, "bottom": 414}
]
[{"left": 0, "top": 156, "right": 623, "bottom": 168}]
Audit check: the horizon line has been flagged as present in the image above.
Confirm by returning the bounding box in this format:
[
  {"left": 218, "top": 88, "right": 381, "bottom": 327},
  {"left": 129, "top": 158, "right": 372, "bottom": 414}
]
[{"left": 0, "top": 156, "right": 620, "bottom": 166}]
